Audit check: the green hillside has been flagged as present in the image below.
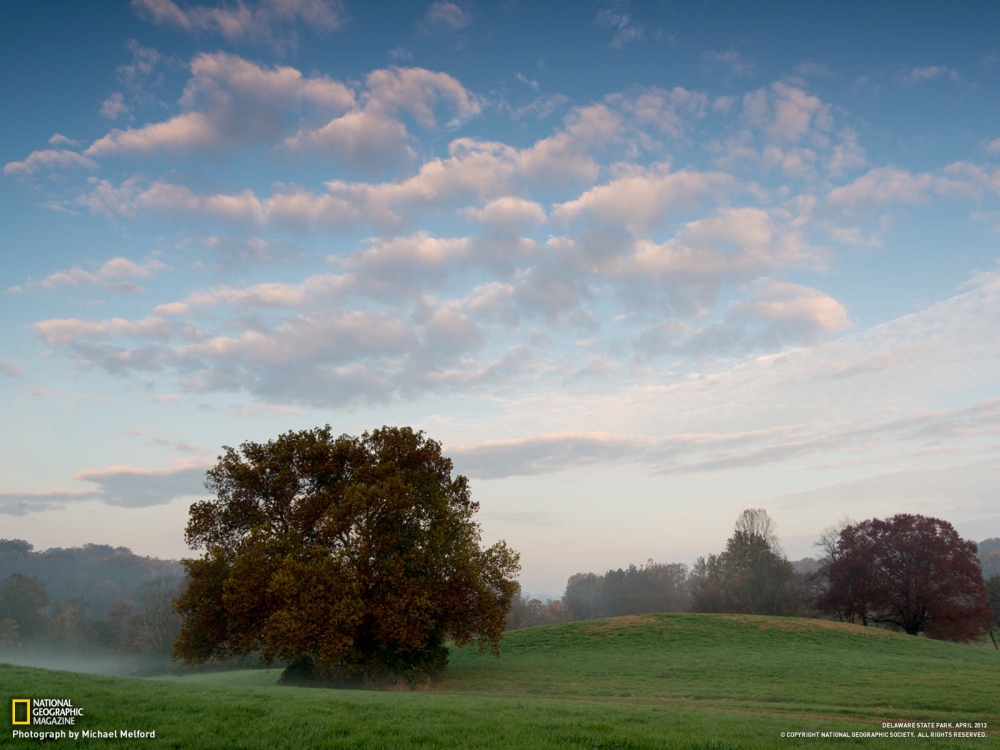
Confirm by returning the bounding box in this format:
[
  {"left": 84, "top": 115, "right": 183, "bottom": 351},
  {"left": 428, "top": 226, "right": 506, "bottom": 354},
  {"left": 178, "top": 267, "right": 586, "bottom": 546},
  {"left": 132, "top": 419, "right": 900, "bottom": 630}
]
[{"left": 4, "top": 614, "right": 998, "bottom": 748}]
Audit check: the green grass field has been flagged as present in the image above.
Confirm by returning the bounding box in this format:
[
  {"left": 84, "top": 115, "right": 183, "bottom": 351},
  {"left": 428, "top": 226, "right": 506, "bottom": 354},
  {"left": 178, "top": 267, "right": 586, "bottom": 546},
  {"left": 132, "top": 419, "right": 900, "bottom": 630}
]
[{"left": 4, "top": 614, "right": 998, "bottom": 748}]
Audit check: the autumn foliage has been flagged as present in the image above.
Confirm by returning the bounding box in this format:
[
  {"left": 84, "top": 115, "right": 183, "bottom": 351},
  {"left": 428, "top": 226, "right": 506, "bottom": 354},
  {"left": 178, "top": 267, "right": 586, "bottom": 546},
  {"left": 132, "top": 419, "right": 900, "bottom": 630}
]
[
  {"left": 173, "top": 426, "right": 520, "bottom": 684},
  {"left": 816, "top": 514, "right": 988, "bottom": 639}
]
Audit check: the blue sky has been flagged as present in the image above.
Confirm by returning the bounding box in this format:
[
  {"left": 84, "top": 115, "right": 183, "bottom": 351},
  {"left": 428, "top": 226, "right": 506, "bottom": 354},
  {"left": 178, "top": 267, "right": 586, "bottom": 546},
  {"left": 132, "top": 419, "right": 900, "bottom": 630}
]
[{"left": 3, "top": 0, "right": 1000, "bottom": 595}]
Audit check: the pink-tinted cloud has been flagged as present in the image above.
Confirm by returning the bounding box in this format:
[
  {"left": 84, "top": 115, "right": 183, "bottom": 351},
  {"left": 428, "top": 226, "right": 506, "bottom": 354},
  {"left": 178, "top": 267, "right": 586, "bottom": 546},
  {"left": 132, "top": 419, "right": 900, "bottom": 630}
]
[
  {"left": 3, "top": 149, "right": 96, "bottom": 176},
  {"left": 36, "top": 256, "right": 166, "bottom": 293}
]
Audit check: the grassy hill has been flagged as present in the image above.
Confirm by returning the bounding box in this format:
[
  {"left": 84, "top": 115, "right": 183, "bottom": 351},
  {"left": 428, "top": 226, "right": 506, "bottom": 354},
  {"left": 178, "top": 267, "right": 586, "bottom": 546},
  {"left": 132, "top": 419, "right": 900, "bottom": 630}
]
[{"left": 4, "top": 613, "right": 998, "bottom": 748}]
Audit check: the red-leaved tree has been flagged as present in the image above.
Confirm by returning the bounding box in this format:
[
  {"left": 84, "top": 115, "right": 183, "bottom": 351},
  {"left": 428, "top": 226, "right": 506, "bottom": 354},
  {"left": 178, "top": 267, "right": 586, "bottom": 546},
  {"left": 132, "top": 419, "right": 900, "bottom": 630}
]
[{"left": 817, "top": 514, "right": 988, "bottom": 639}]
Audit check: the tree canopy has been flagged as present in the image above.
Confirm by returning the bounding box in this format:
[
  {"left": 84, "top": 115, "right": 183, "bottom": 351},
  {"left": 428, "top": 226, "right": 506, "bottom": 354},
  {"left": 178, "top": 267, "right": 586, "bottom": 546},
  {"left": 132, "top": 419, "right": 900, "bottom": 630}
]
[
  {"left": 562, "top": 561, "right": 690, "bottom": 621},
  {"left": 173, "top": 425, "right": 520, "bottom": 685},
  {"left": 816, "top": 514, "right": 988, "bottom": 638},
  {"left": 0, "top": 573, "right": 50, "bottom": 643}
]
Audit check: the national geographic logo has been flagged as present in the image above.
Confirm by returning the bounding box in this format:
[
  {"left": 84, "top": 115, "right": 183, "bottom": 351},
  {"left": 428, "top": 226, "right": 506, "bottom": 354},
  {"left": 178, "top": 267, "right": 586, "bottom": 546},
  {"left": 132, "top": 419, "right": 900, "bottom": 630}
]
[{"left": 11, "top": 699, "right": 83, "bottom": 726}]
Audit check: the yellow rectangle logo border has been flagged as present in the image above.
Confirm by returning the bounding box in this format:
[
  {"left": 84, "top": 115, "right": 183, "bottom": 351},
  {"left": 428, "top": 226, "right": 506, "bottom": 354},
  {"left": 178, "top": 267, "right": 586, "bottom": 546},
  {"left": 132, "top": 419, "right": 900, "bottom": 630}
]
[{"left": 12, "top": 699, "right": 30, "bottom": 725}]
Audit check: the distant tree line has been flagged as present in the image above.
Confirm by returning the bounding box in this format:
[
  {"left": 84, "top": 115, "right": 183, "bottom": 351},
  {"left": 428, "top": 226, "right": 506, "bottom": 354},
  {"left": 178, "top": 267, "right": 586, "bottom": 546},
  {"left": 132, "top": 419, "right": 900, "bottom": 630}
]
[
  {"left": 508, "top": 510, "right": 999, "bottom": 647},
  {"left": 0, "top": 540, "right": 184, "bottom": 661}
]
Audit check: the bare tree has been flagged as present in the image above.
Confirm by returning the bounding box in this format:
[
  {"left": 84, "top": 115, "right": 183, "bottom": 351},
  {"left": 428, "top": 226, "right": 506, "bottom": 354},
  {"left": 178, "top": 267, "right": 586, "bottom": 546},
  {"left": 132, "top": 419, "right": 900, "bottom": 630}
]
[{"left": 129, "top": 577, "right": 183, "bottom": 652}]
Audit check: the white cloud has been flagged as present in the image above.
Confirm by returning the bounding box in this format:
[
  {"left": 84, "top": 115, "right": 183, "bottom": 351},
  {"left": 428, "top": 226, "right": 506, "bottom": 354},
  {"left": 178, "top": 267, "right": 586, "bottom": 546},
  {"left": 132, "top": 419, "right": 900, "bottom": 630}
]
[
  {"left": 448, "top": 396, "right": 1000, "bottom": 481},
  {"left": 100, "top": 92, "right": 130, "bottom": 120},
  {"left": 517, "top": 104, "right": 621, "bottom": 184},
  {"left": 285, "top": 67, "right": 482, "bottom": 171},
  {"left": 987, "top": 137, "right": 1000, "bottom": 155},
  {"left": 72, "top": 462, "right": 208, "bottom": 507},
  {"left": 743, "top": 82, "right": 830, "bottom": 143},
  {"left": 87, "top": 52, "right": 355, "bottom": 157},
  {"left": 827, "top": 166, "right": 978, "bottom": 207},
  {"left": 0, "top": 458, "right": 209, "bottom": 515},
  {"left": 285, "top": 109, "right": 412, "bottom": 174},
  {"left": 85, "top": 54, "right": 481, "bottom": 180},
  {"left": 364, "top": 66, "right": 481, "bottom": 128},
  {"left": 48, "top": 133, "right": 80, "bottom": 147},
  {"left": 0, "top": 356, "right": 22, "bottom": 376},
  {"left": 515, "top": 72, "right": 539, "bottom": 91},
  {"left": 34, "top": 316, "right": 173, "bottom": 345},
  {"left": 131, "top": 0, "right": 347, "bottom": 47},
  {"left": 827, "top": 127, "right": 867, "bottom": 176},
  {"left": 731, "top": 279, "right": 851, "bottom": 339},
  {"left": 198, "top": 234, "right": 307, "bottom": 268},
  {"left": 451, "top": 431, "right": 647, "bottom": 478},
  {"left": 901, "top": 65, "right": 959, "bottom": 84},
  {"left": 36, "top": 256, "right": 166, "bottom": 293},
  {"left": 502, "top": 93, "right": 570, "bottom": 121},
  {"left": 461, "top": 196, "right": 546, "bottom": 231},
  {"left": 420, "top": 1, "right": 472, "bottom": 32},
  {"left": 3, "top": 149, "right": 96, "bottom": 176},
  {"left": 0, "top": 489, "right": 101, "bottom": 516},
  {"left": 596, "top": 1, "right": 644, "bottom": 48},
  {"left": 552, "top": 164, "right": 732, "bottom": 228},
  {"left": 702, "top": 49, "right": 754, "bottom": 77},
  {"left": 346, "top": 232, "right": 473, "bottom": 279}
]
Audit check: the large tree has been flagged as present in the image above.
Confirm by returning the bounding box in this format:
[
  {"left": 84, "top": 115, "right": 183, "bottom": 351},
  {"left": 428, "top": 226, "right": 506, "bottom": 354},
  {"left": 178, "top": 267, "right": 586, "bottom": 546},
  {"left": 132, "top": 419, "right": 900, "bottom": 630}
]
[
  {"left": 173, "top": 426, "right": 520, "bottom": 685},
  {"left": 816, "top": 514, "right": 988, "bottom": 638},
  {"left": 690, "top": 509, "right": 801, "bottom": 616}
]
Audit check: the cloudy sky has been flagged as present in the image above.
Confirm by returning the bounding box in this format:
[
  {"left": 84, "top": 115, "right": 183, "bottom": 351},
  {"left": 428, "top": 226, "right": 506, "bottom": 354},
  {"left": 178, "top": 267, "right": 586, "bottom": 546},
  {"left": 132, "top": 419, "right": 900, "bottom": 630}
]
[{"left": 3, "top": 0, "right": 1000, "bottom": 594}]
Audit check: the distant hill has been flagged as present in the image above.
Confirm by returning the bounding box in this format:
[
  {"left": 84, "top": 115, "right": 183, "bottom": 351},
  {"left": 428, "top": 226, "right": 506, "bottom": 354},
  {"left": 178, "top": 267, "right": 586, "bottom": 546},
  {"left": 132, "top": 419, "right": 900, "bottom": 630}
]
[
  {"left": 788, "top": 539, "right": 1000, "bottom": 581},
  {"left": 790, "top": 557, "right": 821, "bottom": 576},
  {"left": 979, "top": 538, "right": 1000, "bottom": 579},
  {"left": 0, "top": 539, "right": 182, "bottom": 617}
]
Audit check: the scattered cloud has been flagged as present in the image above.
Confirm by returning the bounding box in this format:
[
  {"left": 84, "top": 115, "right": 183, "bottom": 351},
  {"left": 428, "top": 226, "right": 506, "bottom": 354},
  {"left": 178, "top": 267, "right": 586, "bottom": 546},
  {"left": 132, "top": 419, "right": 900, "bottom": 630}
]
[
  {"left": 81, "top": 53, "right": 481, "bottom": 179},
  {"left": 100, "top": 92, "right": 130, "bottom": 120},
  {"left": 501, "top": 93, "right": 570, "bottom": 121},
  {"left": 901, "top": 65, "right": 960, "bottom": 84},
  {"left": 73, "top": 461, "right": 210, "bottom": 508},
  {"left": 0, "top": 356, "right": 22, "bottom": 376},
  {"left": 730, "top": 278, "right": 851, "bottom": 340},
  {"left": 86, "top": 52, "right": 356, "bottom": 158},
  {"left": 702, "top": 48, "right": 755, "bottom": 78},
  {"left": 515, "top": 72, "right": 539, "bottom": 91},
  {"left": 48, "top": 134, "right": 80, "bottom": 147},
  {"left": 792, "top": 61, "right": 834, "bottom": 78},
  {"left": 742, "top": 82, "right": 831, "bottom": 143},
  {"left": 0, "top": 457, "right": 210, "bottom": 515},
  {"left": 131, "top": 0, "right": 347, "bottom": 48},
  {"left": 827, "top": 127, "right": 867, "bottom": 176},
  {"left": 0, "top": 489, "right": 101, "bottom": 516},
  {"left": 3, "top": 149, "right": 96, "bottom": 176},
  {"left": 32, "top": 256, "right": 166, "bottom": 293},
  {"left": 197, "top": 234, "right": 308, "bottom": 269},
  {"left": 827, "top": 166, "right": 977, "bottom": 208},
  {"left": 596, "top": 1, "right": 644, "bottom": 48},
  {"left": 448, "top": 394, "right": 1000, "bottom": 480},
  {"left": 419, "top": 1, "right": 472, "bottom": 32},
  {"left": 552, "top": 164, "right": 732, "bottom": 228}
]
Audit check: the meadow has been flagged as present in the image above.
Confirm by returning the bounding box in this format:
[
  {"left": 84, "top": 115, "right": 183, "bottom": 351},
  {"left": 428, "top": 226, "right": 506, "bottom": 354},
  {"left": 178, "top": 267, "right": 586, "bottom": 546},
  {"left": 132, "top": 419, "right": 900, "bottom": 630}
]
[{"left": 3, "top": 613, "right": 998, "bottom": 749}]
